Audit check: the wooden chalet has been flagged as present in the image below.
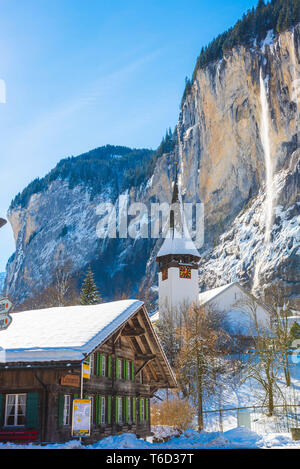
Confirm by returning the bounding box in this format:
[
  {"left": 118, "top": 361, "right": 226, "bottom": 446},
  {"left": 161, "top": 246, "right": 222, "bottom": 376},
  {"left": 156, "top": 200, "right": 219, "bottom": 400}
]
[{"left": 0, "top": 299, "right": 176, "bottom": 444}]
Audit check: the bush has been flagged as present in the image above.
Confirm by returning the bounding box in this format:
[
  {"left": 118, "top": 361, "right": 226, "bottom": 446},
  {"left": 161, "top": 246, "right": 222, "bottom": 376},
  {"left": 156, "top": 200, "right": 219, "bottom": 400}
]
[{"left": 151, "top": 398, "right": 196, "bottom": 432}]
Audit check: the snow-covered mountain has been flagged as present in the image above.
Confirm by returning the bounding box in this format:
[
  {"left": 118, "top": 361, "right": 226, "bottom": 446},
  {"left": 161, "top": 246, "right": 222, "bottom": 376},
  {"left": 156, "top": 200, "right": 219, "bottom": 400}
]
[{"left": 5, "top": 24, "right": 300, "bottom": 309}]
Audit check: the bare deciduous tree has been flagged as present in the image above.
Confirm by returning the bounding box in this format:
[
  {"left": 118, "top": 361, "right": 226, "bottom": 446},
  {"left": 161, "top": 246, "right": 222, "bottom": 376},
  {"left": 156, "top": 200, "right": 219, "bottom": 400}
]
[
  {"left": 17, "top": 264, "right": 80, "bottom": 311},
  {"left": 234, "top": 295, "right": 283, "bottom": 416},
  {"left": 175, "top": 303, "right": 231, "bottom": 431}
]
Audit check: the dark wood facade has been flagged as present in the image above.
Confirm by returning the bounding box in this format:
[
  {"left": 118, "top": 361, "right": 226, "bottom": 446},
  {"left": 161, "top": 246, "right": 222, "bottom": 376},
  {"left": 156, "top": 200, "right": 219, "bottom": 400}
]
[{"left": 0, "top": 305, "right": 176, "bottom": 444}]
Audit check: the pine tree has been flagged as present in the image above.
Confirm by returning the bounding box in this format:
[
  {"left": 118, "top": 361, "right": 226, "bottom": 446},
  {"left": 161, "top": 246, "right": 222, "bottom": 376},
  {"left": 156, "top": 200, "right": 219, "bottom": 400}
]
[{"left": 80, "top": 267, "right": 102, "bottom": 305}]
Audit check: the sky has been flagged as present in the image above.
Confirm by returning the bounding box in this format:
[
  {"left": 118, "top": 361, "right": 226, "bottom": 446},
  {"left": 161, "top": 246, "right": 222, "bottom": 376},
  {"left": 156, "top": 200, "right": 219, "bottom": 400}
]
[{"left": 0, "top": 0, "right": 258, "bottom": 272}]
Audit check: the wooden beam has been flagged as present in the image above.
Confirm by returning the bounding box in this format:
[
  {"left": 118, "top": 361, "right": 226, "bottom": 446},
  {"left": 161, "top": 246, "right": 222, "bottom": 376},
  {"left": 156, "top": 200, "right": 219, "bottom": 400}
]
[
  {"left": 122, "top": 327, "right": 145, "bottom": 337},
  {"left": 112, "top": 324, "right": 126, "bottom": 344},
  {"left": 135, "top": 356, "right": 156, "bottom": 377},
  {"left": 137, "top": 308, "right": 170, "bottom": 384},
  {"left": 135, "top": 354, "right": 156, "bottom": 361}
]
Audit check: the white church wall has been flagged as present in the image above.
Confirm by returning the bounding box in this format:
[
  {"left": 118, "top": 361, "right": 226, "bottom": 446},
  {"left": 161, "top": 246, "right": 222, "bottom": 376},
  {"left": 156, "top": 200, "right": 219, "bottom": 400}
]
[
  {"left": 158, "top": 267, "right": 199, "bottom": 318},
  {"left": 204, "top": 284, "right": 270, "bottom": 336}
]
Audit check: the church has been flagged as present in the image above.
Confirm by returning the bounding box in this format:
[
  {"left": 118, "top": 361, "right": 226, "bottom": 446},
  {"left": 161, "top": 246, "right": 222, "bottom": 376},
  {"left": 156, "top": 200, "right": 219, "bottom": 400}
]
[{"left": 152, "top": 164, "right": 270, "bottom": 336}]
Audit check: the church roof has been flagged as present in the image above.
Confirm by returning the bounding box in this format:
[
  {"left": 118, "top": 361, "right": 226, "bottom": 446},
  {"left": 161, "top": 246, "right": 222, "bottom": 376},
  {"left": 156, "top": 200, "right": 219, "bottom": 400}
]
[
  {"left": 198, "top": 283, "right": 236, "bottom": 305},
  {"left": 156, "top": 161, "right": 200, "bottom": 260},
  {"left": 156, "top": 227, "right": 201, "bottom": 258}
]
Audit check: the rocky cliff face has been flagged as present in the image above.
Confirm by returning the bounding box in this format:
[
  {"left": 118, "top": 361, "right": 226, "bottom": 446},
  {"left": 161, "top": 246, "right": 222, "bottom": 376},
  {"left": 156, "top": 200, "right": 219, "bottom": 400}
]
[{"left": 5, "top": 25, "right": 300, "bottom": 309}]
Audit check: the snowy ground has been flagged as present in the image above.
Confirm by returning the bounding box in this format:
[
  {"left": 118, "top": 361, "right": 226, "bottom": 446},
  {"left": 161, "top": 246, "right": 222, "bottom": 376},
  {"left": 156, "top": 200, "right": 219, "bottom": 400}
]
[
  {"left": 0, "top": 427, "right": 299, "bottom": 449},
  {"left": 201, "top": 356, "right": 300, "bottom": 434}
]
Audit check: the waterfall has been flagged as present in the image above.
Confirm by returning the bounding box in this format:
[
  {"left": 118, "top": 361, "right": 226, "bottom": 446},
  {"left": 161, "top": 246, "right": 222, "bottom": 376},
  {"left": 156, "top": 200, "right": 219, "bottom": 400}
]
[
  {"left": 259, "top": 69, "right": 274, "bottom": 245},
  {"left": 175, "top": 121, "right": 192, "bottom": 239},
  {"left": 176, "top": 121, "right": 185, "bottom": 199},
  {"left": 252, "top": 69, "right": 274, "bottom": 293},
  {"left": 290, "top": 29, "right": 300, "bottom": 116}
]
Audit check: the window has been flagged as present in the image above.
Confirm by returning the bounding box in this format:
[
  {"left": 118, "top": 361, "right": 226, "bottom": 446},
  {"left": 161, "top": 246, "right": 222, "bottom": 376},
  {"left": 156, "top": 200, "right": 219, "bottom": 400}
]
[
  {"left": 140, "top": 398, "right": 145, "bottom": 421},
  {"left": 89, "top": 354, "right": 94, "bottom": 374},
  {"left": 5, "top": 394, "right": 26, "bottom": 426},
  {"left": 117, "top": 359, "right": 122, "bottom": 379},
  {"left": 101, "top": 396, "right": 105, "bottom": 425},
  {"left": 88, "top": 395, "right": 94, "bottom": 424},
  {"left": 128, "top": 397, "right": 131, "bottom": 424},
  {"left": 118, "top": 397, "right": 123, "bottom": 423},
  {"left": 127, "top": 361, "right": 130, "bottom": 381},
  {"left": 63, "top": 395, "right": 71, "bottom": 426},
  {"left": 102, "top": 355, "right": 106, "bottom": 377}
]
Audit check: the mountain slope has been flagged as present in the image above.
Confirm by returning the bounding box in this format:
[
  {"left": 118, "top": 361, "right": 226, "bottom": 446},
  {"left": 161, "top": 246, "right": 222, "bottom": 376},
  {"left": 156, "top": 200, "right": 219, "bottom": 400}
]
[{"left": 5, "top": 20, "right": 300, "bottom": 309}]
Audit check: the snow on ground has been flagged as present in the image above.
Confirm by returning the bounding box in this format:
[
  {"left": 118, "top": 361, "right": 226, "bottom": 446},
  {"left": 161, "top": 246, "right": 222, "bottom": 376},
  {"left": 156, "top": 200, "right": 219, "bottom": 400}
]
[
  {"left": 0, "top": 427, "right": 299, "bottom": 449},
  {"left": 202, "top": 354, "right": 300, "bottom": 434}
]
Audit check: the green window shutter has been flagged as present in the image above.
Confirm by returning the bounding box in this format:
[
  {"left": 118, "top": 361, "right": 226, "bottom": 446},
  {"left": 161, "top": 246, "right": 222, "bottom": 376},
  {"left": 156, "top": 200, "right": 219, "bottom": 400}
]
[
  {"left": 146, "top": 398, "right": 149, "bottom": 421},
  {"left": 139, "top": 398, "right": 143, "bottom": 422},
  {"left": 131, "top": 361, "right": 135, "bottom": 381},
  {"left": 95, "top": 396, "right": 100, "bottom": 425},
  {"left": 100, "top": 396, "right": 103, "bottom": 424},
  {"left": 115, "top": 396, "right": 119, "bottom": 423},
  {"left": 124, "top": 359, "right": 128, "bottom": 380},
  {"left": 108, "top": 355, "right": 112, "bottom": 378},
  {"left": 107, "top": 396, "right": 111, "bottom": 424},
  {"left": 125, "top": 396, "right": 129, "bottom": 423},
  {"left": 132, "top": 397, "right": 136, "bottom": 423},
  {"left": 96, "top": 353, "right": 100, "bottom": 376},
  {"left": 58, "top": 393, "right": 64, "bottom": 428},
  {"left": 0, "top": 394, "right": 3, "bottom": 426},
  {"left": 97, "top": 396, "right": 103, "bottom": 425},
  {"left": 100, "top": 354, "right": 103, "bottom": 376},
  {"left": 116, "top": 357, "right": 119, "bottom": 379},
  {"left": 26, "top": 393, "right": 39, "bottom": 429},
  {"left": 74, "top": 394, "right": 78, "bottom": 399}
]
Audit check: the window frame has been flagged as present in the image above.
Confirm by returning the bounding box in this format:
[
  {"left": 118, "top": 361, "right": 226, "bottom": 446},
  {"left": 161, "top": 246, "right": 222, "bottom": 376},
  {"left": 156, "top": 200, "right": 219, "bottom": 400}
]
[
  {"left": 5, "top": 393, "right": 26, "bottom": 427},
  {"left": 88, "top": 395, "right": 94, "bottom": 425},
  {"left": 100, "top": 396, "right": 105, "bottom": 425},
  {"left": 127, "top": 360, "right": 131, "bottom": 381},
  {"left": 89, "top": 354, "right": 94, "bottom": 375},
  {"left": 140, "top": 398, "right": 145, "bottom": 421},
  {"left": 128, "top": 396, "right": 132, "bottom": 424},
  {"left": 101, "top": 355, "right": 106, "bottom": 377},
  {"left": 118, "top": 397, "right": 123, "bottom": 423},
  {"left": 63, "top": 394, "right": 71, "bottom": 426},
  {"left": 117, "top": 358, "right": 122, "bottom": 380}
]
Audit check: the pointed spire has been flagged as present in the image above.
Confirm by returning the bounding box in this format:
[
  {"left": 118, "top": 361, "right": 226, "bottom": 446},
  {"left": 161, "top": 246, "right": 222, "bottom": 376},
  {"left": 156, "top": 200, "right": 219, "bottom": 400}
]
[
  {"left": 156, "top": 161, "right": 200, "bottom": 260},
  {"left": 170, "top": 161, "right": 179, "bottom": 233},
  {"left": 171, "top": 161, "right": 179, "bottom": 205}
]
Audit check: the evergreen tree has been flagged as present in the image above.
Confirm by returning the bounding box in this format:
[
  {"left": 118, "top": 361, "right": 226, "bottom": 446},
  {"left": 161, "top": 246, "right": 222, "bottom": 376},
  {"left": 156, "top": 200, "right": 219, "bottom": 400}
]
[
  {"left": 80, "top": 267, "right": 102, "bottom": 305},
  {"left": 182, "top": 0, "right": 300, "bottom": 106},
  {"left": 289, "top": 321, "right": 300, "bottom": 344}
]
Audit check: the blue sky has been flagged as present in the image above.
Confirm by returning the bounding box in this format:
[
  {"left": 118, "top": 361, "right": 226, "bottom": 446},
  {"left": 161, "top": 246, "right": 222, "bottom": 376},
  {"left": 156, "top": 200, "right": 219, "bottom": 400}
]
[{"left": 0, "top": 0, "right": 258, "bottom": 272}]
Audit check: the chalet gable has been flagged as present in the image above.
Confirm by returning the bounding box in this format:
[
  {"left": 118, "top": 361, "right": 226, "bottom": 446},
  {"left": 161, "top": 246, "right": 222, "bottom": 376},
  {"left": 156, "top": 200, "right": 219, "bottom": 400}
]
[{"left": 0, "top": 299, "right": 176, "bottom": 390}]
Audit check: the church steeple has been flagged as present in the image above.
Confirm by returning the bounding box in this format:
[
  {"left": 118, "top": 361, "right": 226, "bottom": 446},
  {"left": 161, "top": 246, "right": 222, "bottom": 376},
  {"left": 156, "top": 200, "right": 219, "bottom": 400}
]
[
  {"left": 155, "top": 162, "right": 200, "bottom": 318},
  {"left": 169, "top": 161, "right": 179, "bottom": 234}
]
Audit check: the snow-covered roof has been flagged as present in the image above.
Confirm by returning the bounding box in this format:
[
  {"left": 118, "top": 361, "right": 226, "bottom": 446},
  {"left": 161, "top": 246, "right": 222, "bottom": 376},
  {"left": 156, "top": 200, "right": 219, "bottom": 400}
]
[
  {"left": 156, "top": 227, "right": 200, "bottom": 258},
  {"left": 198, "top": 283, "right": 235, "bottom": 305},
  {"left": 0, "top": 299, "right": 143, "bottom": 363}
]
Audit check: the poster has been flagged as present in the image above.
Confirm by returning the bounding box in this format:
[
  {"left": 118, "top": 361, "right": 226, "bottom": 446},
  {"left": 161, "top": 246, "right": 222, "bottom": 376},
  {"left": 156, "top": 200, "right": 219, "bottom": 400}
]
[{"left": 72, "top": 399, "right": 91, "bottom": 437}]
